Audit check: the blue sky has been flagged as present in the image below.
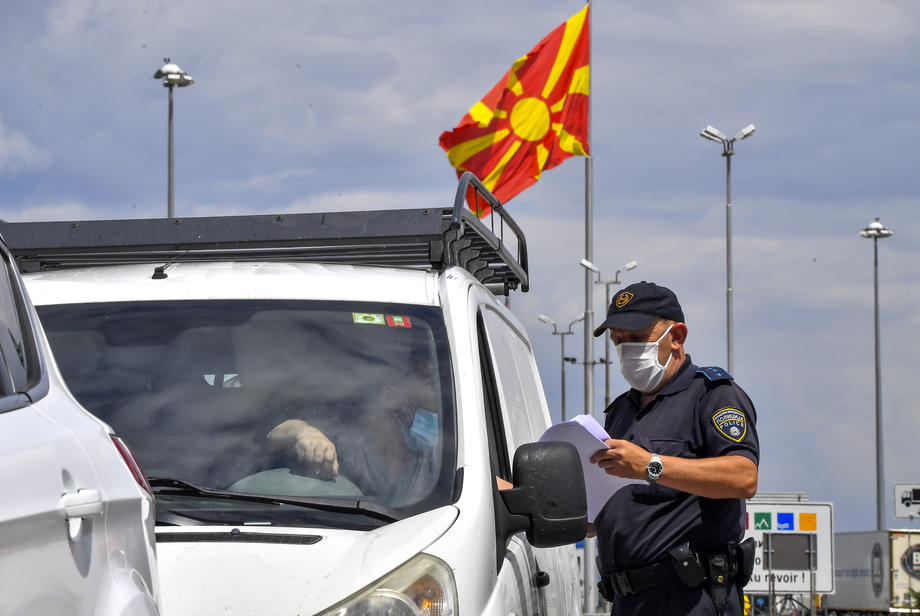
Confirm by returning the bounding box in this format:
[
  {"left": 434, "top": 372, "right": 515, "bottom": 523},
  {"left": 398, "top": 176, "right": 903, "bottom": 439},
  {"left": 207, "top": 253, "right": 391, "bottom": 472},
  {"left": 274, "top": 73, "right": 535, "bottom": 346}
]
[{"left": 2, "top": 0, "right": 918, "bottom": 533}]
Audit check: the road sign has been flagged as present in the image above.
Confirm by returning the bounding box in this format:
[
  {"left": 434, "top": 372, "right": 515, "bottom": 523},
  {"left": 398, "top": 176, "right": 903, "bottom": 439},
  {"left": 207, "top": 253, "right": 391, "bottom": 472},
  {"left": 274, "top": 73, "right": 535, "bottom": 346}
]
[
  {"left": 894, "top": 483, "right": 920, "bottom": 519},
  {"left": 742, "top": 501, "right": 834, "bottom": 593}
]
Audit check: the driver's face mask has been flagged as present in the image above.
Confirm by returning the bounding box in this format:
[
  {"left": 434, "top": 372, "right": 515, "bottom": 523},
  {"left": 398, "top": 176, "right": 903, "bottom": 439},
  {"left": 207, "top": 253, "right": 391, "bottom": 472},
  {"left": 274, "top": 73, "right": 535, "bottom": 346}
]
[
  {"left": 401, "top": 408, "right": 439, "bottom": 451},
  {"left": 391, "top": 388, "right": 439, "bottom": 451}
]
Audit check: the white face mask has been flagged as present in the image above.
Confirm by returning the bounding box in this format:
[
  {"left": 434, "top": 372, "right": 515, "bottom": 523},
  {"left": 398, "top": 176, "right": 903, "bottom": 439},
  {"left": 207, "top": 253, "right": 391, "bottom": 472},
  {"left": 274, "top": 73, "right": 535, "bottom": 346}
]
[{"left": 615, "top": 324, "right": 674, "bottom": 392}]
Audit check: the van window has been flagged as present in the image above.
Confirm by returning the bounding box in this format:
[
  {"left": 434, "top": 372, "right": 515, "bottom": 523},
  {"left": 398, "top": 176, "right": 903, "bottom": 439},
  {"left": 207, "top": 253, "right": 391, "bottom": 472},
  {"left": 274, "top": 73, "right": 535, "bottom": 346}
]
[
  {"left": 37, "top": 299, "right": 456, "bottom": 525},
  {"left": 479, "top": 307, "right": 548, "bottom": 451},
  {"left": 477, "top": 312, "right": 511, "bottom": 483}
]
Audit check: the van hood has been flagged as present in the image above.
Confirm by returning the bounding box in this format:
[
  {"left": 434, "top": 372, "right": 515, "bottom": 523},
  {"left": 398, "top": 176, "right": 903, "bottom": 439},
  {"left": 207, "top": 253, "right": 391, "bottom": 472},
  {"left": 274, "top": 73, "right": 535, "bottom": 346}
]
[{"left": 155, "top": 506, "right": 458, "bottom": 615}]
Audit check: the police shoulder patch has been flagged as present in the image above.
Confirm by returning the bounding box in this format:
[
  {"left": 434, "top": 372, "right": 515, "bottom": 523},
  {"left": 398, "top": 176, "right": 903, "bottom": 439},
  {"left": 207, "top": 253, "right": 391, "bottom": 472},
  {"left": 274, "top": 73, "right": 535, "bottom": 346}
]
[
  {"left": 697, "top": 366, "right": 733, "bottom": 382},
  {"left": 711, "top": 407, "right": 747, "bottom": 442}
]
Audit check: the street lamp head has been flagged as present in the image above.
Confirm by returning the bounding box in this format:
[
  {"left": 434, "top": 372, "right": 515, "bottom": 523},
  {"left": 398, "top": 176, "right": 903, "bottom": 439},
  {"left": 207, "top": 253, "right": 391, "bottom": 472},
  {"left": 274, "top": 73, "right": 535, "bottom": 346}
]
[
  {"left": 700, "top": 125, "right": 727, "bottom": 143},
  {"left": 537, "top": 314, "right": 556, "bottom": 327},
  {"left": 154, "top": 58, "right": 195, "bottom": 87},
  {"left": 860, "top": 217, "right": 893, "bottom": 239},
  {"left": 579, "top": 258, "right": 600, "bottom": 274},
  {"left": 611, "top": 259, "right": 638, "bottom": 284},
  {"left": 734, "top": 124, "right": 756, "bottom": 141},
  {"left": 570, "top": 312, "right": 586, "bottom": 326}
]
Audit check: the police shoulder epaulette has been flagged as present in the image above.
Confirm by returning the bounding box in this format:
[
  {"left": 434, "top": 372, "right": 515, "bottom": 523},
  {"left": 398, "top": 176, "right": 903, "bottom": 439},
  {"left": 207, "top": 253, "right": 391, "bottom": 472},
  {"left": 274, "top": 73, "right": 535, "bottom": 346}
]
[{"left": 697, "top": 366, "right": 733, "bottom": 382}]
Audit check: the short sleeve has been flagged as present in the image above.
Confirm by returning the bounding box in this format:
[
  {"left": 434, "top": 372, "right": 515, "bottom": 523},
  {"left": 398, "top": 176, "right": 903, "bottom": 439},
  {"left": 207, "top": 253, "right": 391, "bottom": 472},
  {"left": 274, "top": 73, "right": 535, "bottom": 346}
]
[{"left": 700, "top": 381, "right": 760, "bottom": 465}]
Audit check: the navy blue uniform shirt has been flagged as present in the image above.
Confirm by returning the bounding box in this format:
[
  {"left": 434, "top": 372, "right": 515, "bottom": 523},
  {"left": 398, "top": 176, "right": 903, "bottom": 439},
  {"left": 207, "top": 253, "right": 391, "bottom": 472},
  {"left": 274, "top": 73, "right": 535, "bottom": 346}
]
[{"left": 596, "top": 357, "right": 759, "bottom": 572}]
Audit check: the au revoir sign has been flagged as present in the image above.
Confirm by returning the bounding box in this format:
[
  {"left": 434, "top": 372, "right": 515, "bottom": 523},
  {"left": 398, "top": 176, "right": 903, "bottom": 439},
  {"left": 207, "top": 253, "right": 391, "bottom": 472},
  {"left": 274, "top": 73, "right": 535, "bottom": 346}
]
[{"left": 743, "top": 502, "right": 835, "bottom": 593}]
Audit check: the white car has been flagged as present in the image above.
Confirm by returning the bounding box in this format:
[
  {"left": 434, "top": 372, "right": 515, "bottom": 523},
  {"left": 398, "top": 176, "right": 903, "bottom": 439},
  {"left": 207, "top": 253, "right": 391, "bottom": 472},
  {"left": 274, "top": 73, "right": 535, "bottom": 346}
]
[
  {"left": 0, "top": 232, "right": 159, "bottom": 615},
  {"left": 6, "top": 174, "right": 586, "bottom": 615}
]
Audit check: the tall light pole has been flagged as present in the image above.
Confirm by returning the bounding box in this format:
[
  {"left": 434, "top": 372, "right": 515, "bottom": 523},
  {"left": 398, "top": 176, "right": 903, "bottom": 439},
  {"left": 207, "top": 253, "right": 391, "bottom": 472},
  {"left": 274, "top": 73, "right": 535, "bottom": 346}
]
[
  {"left": 580, "top": 258, "right": 638, "bottom": 406},
  {"left": 154, "top": 58, "right": 195, "bottom": 219},
  {"left": 700, "top": 123, "right": 755, "bottom": 375},
  {"left": 538, "top": 313, "right": 585, "bottom": 422},
  {"left": 860, "top": 217, "right": 893, "bottom": 531}
]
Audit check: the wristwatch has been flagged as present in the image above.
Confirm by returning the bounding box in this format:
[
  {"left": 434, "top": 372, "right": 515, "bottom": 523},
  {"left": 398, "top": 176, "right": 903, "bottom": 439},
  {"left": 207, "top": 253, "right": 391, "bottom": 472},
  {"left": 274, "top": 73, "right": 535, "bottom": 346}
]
[{"left": 646, "top": 453, "right": 663, "bottom": 483}]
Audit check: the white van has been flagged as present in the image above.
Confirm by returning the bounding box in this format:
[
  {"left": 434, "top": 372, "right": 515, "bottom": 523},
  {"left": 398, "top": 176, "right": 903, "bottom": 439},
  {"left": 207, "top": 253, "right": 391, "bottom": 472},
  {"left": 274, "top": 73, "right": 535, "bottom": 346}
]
[{"left": 5, "top": 173, "right": 587, "bottom": 615}]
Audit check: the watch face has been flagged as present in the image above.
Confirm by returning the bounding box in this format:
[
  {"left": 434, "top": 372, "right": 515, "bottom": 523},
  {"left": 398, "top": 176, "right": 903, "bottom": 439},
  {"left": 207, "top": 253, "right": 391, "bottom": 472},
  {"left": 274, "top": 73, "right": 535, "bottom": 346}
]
[{"left": 647, "top": 454, "right": 663, "bottom": 482}]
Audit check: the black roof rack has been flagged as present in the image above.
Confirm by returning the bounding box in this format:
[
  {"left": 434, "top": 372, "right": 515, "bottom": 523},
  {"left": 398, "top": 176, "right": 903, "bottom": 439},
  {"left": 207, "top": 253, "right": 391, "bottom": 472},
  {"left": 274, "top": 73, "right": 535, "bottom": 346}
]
[{"left": 0, "top": 172, "right": 529, "bottom": 294}]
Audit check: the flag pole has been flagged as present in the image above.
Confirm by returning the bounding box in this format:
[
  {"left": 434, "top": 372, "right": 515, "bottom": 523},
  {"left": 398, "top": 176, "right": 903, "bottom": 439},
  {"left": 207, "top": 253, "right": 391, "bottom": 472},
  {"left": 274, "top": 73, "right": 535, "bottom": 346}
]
[{"left": 582, "top": 1, "right": 600, "bottom": 613}]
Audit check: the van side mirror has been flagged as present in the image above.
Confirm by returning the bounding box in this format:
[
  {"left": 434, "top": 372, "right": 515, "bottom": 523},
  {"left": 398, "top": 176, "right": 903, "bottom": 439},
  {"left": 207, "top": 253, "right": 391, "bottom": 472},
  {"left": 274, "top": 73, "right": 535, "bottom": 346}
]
[{"left": 498, "top": 441, "right": 587, "bottom": 548}]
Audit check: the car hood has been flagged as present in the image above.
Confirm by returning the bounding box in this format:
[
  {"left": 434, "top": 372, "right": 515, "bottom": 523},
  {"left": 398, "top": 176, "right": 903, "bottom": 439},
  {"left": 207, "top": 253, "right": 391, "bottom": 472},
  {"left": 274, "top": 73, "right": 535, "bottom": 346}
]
[{"left": 155, "top": 506, "right": 459, "bottom": 615}]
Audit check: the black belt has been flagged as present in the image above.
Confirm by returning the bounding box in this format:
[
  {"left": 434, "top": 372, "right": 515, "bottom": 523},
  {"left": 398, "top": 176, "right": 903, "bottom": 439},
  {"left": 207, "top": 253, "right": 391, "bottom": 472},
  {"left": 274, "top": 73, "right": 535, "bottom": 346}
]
[
  {"left": 604, "top": 546, "right": 738, "bottom": 598},
  {"left": 606, "top": 559, "right": 679, "bottom": 597}
]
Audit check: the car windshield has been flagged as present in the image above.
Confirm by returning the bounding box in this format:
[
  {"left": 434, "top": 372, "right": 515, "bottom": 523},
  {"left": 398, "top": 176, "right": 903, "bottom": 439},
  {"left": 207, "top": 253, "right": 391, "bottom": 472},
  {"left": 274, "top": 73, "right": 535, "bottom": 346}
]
[{"left": 37, "top": 300, "right": 456, "bottom": 526}]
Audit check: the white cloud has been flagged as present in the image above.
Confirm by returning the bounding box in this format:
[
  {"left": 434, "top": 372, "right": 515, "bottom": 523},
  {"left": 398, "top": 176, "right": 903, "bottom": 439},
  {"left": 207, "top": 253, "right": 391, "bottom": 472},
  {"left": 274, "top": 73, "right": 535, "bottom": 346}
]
[
  {"left": 281, "top": 188, "right": 447, "bottom": 214},
  {"left": 234, "top": 167, "right": 318, "bottom": 189},
  {"left": 0, "top": 116, "right": 50, "bottom": 177},
  {"left": 0, "top": 200, "right": 98, "bottom": 222}
]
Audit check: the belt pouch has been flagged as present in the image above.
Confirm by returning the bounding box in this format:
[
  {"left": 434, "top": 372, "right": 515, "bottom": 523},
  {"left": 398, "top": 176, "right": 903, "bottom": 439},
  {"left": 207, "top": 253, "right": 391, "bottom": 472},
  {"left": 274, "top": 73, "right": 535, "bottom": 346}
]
[
  {"left": 736, "top": 537, "right": 756, "bottom": 587},
  {"left": 707, "top": 554, "right": 731, "bottom": 615},
  {"left": 667, "top": 542, "right": 706, "bottom": 587}
]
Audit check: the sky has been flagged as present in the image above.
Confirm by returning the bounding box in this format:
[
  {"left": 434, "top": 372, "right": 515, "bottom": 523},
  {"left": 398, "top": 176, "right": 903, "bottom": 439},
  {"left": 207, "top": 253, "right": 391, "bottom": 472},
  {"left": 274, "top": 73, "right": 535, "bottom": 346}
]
[{"left": 1, "top": 0, "right": 918, "bottom": 534}]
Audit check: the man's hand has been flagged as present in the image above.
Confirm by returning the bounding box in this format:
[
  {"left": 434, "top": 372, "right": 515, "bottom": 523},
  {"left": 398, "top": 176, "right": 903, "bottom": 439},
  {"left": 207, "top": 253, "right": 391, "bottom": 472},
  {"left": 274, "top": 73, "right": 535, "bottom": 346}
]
[
  {"left": 589, "top": 438, "right": 650, "bottom": 480},
  {"left": 267, "top": 419, "right": 339, "bottom": 480}
]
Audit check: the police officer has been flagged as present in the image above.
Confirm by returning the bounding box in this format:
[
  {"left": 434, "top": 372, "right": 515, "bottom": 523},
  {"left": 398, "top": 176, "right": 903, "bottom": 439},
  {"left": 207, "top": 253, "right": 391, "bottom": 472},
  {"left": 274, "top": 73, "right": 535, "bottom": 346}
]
[{"left": 589, "top": 281, "right": 759, "bottom": 616}]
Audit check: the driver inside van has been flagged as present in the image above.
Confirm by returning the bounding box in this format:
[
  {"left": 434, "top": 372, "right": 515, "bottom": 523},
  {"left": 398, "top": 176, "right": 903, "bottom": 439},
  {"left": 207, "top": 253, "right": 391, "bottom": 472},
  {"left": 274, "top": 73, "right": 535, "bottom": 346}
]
[{"left": 266, "top": 349, "right": 441, "bottom": 506}]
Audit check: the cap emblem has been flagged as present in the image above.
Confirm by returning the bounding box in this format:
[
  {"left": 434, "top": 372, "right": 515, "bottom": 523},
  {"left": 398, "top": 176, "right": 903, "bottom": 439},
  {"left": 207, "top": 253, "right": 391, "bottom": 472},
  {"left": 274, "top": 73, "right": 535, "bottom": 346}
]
[{"left": 615, "top": 291, "right": 634, "bottom": 308}]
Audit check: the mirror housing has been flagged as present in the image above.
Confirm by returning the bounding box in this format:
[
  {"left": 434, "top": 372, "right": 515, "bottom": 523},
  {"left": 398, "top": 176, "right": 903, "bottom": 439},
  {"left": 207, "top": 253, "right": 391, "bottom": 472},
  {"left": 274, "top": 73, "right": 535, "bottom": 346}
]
[{"left": 498, "top": 441, "right": 587, "bottom": 548}]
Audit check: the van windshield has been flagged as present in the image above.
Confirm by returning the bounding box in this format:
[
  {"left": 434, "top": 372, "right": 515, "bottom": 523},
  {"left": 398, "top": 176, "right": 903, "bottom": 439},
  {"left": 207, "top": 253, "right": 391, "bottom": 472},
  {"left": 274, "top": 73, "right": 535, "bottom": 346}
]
[{"left": 37, "top": 300, "right": 457, "bottom": 525}]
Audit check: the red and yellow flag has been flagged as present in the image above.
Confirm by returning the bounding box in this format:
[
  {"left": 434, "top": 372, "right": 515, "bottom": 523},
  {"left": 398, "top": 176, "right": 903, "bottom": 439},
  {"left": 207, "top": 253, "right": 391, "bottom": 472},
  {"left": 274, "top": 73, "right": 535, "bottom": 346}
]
[{"left": 439, "top": 5, "right": 590, "bottom": 217}]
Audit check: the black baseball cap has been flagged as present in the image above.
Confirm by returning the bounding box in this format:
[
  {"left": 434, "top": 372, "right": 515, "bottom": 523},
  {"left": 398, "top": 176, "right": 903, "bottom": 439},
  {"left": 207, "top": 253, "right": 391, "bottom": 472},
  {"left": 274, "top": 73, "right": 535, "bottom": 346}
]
[{"left": 592, "top": 281, "right": 685, "bottom": 336}]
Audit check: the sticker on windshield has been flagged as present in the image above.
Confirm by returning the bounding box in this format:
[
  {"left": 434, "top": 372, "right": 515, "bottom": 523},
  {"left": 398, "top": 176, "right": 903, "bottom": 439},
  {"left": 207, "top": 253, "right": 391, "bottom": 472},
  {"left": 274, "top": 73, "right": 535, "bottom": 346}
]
[
  {"left": 353, "top": 312, "right": 385, "bottom": 325},
  {"left": 386, "top": 315, "right": 412, "bottom": 328}
]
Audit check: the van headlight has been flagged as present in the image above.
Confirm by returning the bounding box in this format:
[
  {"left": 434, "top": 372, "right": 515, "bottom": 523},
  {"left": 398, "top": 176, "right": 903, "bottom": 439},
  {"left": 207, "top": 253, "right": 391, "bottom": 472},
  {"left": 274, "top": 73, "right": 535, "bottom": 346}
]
[{"left": 317, "top": 553, "right": 458, "bottom": 616}]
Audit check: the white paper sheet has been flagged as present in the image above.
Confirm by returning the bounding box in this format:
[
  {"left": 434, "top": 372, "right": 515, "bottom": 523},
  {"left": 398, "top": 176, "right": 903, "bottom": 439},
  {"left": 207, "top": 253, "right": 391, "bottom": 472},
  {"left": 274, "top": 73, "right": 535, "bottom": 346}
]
[{"left": 538, "top": 415, "right": 640, "bottom": 522}]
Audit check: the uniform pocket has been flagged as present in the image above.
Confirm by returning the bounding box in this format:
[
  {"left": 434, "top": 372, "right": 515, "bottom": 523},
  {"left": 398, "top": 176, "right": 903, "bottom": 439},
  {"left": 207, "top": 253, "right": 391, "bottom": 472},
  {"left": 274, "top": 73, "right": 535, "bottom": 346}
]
[
  {"left": 645, "top": 437, "right": 691, "bottom": 458},
  {"left": 632, "top": 438, "right": 692, "bottom": 504}
]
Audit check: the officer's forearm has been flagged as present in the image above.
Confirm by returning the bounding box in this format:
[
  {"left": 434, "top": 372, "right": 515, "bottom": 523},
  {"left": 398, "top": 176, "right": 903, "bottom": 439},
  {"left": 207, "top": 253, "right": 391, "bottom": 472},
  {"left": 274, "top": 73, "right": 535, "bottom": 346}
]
[{"left": 656, "top": 454, "right": 757, "bottom": 499}]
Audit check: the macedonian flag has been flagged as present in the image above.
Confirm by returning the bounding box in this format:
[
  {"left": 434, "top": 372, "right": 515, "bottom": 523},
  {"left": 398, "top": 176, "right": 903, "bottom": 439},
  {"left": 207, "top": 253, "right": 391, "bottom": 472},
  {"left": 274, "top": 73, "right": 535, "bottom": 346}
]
[{"left": 439, "top": 5, "right": 590, "bottom": 217}]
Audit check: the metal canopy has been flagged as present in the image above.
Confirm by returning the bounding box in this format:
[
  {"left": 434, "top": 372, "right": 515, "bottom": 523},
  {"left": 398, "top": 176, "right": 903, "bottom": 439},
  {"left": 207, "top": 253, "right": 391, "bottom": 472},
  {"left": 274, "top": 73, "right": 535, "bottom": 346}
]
[{"left": 0, "top": 172, "right": 529, "bottom": 294}]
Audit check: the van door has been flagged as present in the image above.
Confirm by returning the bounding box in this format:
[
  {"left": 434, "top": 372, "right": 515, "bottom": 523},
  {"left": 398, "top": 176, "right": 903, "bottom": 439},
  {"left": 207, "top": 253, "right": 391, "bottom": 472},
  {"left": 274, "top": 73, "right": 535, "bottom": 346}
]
[
  {"left": 477, "top": 308, "right": 541, "bottom": 615},
  {"left": 477, "top": 302, "right": 581, "bottom": 615}
]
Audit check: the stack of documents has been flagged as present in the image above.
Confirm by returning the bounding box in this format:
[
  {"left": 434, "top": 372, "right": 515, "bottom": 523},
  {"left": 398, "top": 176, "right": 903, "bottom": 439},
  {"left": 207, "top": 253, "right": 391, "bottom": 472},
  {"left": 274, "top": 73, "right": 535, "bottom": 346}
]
[{"left": 539, "top": 415, "right": 639, "bottom": 521}]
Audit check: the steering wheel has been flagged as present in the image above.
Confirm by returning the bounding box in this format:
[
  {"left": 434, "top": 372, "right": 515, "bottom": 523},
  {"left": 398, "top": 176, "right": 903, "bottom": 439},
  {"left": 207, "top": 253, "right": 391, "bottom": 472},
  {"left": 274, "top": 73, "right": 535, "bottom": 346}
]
[{"left": 228, "top": 467, "right": 363, "bottom": 498}]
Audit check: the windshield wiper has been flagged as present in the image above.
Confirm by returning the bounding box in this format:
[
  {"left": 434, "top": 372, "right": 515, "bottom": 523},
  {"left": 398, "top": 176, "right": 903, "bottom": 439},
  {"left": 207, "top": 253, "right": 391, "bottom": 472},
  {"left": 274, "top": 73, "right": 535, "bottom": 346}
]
[
  {"left": 154, "top": 509, "right": 212, "bottom": 526},
  {"left": 148, "top": 476, "right": 404, "bottom": 523}
]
